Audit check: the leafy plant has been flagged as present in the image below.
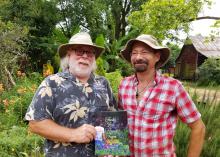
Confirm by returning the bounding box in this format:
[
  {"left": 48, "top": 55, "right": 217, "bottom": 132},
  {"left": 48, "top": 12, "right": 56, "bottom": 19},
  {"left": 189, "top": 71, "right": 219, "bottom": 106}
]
[
  {"left": 174, "top": 88, "right": 220, "bottom": 157},
  {"left": 0, "top": 19, "right": 28, "bottom": 88},
  {"left": 0, "top": 126, "right": 43, "bottom": 157},
  {"left": 0, "top": 72, "right": 43, "bottom": 121},
  {"left": 198, "top": 58, "right": 220, "bottom": 85},
  {"left": 105, "top": 70, "right": 123, "bottom": 96}
]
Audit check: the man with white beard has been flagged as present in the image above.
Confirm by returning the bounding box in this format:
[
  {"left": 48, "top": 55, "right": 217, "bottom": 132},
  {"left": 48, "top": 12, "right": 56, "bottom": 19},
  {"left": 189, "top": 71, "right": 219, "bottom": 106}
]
[{"left": 25, "top": 32, "right": 117, "bottom": 157}]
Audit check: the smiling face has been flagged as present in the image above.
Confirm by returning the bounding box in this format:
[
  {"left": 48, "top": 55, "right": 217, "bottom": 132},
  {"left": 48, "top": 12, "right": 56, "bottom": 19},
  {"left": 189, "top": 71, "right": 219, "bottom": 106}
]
[
  {"left": 131, "top": 41, "right": 160, "bottom": 73},
  {"left": 67, "top": 45, "right": 96, "bottom": 79}
]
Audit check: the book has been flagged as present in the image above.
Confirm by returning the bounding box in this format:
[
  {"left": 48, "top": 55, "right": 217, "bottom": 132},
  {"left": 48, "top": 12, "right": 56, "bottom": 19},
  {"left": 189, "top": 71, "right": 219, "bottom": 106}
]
[{"left": 89, "top": 110, "right": 130, "bottom": 156}]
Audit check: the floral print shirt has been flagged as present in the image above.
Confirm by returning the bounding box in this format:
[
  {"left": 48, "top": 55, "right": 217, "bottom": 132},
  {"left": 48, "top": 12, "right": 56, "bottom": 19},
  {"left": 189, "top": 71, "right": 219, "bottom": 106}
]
[{"left": 25, "top": 71, "right": 117, "bottom": 157}]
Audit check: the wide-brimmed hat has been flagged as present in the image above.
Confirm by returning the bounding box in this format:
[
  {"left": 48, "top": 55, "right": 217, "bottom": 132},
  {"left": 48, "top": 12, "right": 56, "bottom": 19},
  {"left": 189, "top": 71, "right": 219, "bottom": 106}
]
[
  {"left": 120, "top": 34, "right": 170, "bottom": 68},
  {"left": 58, "top": 32, "right": 104, "bottom": 58}
]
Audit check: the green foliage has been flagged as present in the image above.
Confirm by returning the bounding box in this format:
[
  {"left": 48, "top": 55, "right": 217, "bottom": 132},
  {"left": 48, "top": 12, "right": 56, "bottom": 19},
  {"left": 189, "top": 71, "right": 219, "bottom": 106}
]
[
  {"left": 0, "top": 72, "right": 44, "bottom": 156},
  {"left": 96, "top": 58, "right": 106, "bottom": 76},
  {"left": 0, "top": 0, "right": 60, "bottom": 71},
  {"left": 105, "top": 70, "right": 123, "bottom": 95},
  {"left": 198, "top": 58, "right": 220, "bottom": 85},
  {"left": 0, "top": 126, "right": 43, "bottom": 157},
  {"left": 95, "top": 34, "right": 107, "bottom": 76},
  {"left": 104, "top": 29, "right": 139, "bottom": 75},
  {"left": 164, "top": 43, "right": 181, "bottom": 68},
  {"left": 128, "top": 0, "right": 210, "bottom": 41},
  {"left": 0, "top": 71, "right": 220, "bottom": 156},
  {"left": 0, "top": 19, "right": 28, "bottom": 88},
  {"left": 95, "top": 34, "right": 105, "bottom": 47},
  {"left": 0, "top": 113, "right": 19, "bottom": 131},
  {"left": 175, "top": 103, "right": 220, "bottom": 157},
  {"left": 174, "top": 89, "right": 220, "bottom": 157},
  {"left": 0, "top": 72, "right": 43, "bottom": 121}
]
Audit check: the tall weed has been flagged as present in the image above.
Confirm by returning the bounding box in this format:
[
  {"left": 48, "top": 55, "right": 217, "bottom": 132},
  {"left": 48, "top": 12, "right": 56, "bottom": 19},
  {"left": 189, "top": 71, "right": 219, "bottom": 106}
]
[{"left": 175, "top": 87, "right": 220, "bottom": 157}]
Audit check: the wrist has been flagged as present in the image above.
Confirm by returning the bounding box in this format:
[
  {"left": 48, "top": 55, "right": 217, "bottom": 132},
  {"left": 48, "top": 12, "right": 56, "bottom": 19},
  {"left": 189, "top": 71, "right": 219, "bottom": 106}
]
[{"left": 68, "top": 128, "right": 77, "bottom": 142}]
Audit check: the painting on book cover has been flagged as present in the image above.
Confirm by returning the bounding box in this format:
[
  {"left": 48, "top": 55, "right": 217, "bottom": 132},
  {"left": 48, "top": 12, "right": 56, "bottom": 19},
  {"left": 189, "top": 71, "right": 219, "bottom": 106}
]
[{"left": 89, "top": 110, "right": 130, "bottom": 156}]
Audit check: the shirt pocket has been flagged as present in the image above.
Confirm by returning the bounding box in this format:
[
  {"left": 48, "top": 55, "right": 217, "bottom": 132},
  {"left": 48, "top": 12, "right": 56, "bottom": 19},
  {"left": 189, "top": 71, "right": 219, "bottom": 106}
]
[{"left": 140, "top": 110, "right": 165, "bottom": 149}]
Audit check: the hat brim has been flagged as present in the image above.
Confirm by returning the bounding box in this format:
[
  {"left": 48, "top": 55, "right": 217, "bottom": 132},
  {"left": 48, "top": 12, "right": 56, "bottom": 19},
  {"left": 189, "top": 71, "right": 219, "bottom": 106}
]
[
  {"left": 58, "top": 44, "right": 104, "bottom": 59},
  {"left": 120, "top": 39, "right": 170, "bottom": 68}
]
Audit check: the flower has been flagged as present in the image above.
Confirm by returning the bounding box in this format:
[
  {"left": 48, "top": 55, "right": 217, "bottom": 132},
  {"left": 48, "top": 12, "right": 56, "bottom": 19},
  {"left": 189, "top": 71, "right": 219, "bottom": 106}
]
[
  {"left": 3, "top": 99, "right": 9, "bottom": 113},
  {"left": 0, "top": 83, "right": 4, "bottom": 93},
  {"left": 17, "top": 87, "right": 27, "bottom": 94},
  {"left": 21, "top": 72, "right": 26, "bottom": 77},
  {"left": 17, "top": 71, "right": 22, "bottom": 77},
  {"left": 3, "top": 99, "right": 9, "bottom": 107}
]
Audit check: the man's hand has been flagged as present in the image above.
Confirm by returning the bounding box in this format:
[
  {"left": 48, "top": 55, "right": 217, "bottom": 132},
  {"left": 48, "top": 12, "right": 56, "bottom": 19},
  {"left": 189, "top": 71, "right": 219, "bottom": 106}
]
[{"left": 70, "top": 124, "right": 96, "bottom": 143}]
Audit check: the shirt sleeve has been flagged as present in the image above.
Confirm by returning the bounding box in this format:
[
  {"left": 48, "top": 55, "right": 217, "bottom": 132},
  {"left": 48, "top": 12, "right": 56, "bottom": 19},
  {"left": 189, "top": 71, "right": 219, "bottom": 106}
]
[
  {"left": 175, "top": 83, "right": 201, "bottom": 124},
  {"left": 24, "top": 78, "right": 54, "bottom": 121}
]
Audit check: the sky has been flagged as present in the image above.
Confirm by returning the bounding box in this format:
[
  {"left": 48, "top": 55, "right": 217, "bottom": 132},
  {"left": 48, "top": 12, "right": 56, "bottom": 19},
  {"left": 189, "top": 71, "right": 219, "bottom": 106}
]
[{"left": 189, "top": 0, "right": 220, "bottom": 36}]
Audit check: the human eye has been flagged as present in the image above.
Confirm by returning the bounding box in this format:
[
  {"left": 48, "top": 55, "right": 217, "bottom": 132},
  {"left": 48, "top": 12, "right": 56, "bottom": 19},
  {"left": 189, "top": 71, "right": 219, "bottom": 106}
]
[
  {"left": 84, "top": 50, "right": 95, "bottom": 57},
  {"left": 141, "top": 51, "right": 149, "bottom": 54},
  {"left": 84, "top": 50, "right": 91, "bottom": 55},
  {"left": 74, "top": 49, "right": 83, "bottom": 55},
  {"left": 131, "top": 51, "right": 138, "bottom": 56}
]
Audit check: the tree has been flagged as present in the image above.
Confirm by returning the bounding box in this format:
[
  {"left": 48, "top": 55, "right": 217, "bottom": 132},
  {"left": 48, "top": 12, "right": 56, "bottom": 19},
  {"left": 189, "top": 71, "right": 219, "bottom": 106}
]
[
  {"left": 0, "top": 0, "right": 60, "bottom": 71},
  {"left": 128, "top": 0, "right": 212, "bottom": 42},
  {"left": 56, "top": 0, "right": 146, "bottom": 41},
  {"left": 164, "top": 43, "right": 181, "bottom": 69},
  {"left": 198, "top": 58, "right": 220, "bottom": 85},
  {"left": 55, "top": 0, "right": 146, "bottom": 73},
  {"left": 0, "top": 19, "right": 28, "bottom": 88}
]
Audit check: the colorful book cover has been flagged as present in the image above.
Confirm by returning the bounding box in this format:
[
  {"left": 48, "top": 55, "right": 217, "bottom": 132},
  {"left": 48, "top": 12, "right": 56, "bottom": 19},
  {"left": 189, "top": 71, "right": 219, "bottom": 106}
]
[{"left": 89, "top": 110, "right": 130, "bottom": 156}]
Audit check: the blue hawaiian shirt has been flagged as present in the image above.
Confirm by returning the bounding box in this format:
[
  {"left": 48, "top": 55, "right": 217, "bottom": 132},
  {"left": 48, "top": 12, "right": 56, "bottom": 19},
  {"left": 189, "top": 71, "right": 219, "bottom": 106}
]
[{"left": 25, "top": 71, "right": 117, "bottom": 157}]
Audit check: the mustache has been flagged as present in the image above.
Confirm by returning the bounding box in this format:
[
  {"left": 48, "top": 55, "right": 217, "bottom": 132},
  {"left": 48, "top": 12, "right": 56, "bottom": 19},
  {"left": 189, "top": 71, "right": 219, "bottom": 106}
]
[{"left": 134, "top": 59, "right": 148, "bottom": 64}]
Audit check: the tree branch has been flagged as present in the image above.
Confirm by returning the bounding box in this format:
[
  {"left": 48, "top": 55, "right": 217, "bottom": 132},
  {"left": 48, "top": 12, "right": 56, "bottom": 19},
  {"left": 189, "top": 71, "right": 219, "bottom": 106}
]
[
  {"left": 192, "top": 16, "right": 220, "bottom": 21},
  {"left": 4, "top": 66, "right": 16, "bottom": 86}
]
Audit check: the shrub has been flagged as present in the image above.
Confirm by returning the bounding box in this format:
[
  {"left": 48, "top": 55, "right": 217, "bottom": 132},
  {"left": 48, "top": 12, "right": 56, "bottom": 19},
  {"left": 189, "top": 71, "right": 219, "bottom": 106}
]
[
  {"left": 0, "top": 126, "right": 43, "bottom": 157},
  {"left": 0, "top": 72, "right": 44, "bottom": 156},
  {"left": 198, "top": 58, "right": 220, "bottom": 85},
  {"left": 105, "top": 70, "right": 123, "bottom": 95},
  {"left": 96, "top": 57, "right": 106, "bottom": 76},
  {"left": 0, "top": 72, "right": 43, "bottom": 121},
  {"left": 0, "top": 19, "right": 28, "bottom": 89}
]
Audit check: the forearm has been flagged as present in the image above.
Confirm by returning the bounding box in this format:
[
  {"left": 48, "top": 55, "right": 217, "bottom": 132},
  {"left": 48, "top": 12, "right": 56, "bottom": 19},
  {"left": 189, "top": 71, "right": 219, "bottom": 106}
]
[
  {"left": 29, "top": 119, "right": 74, "bottom": 143},
  {"left": 187, "top": 119, "right": 206, "bottom": 157}
]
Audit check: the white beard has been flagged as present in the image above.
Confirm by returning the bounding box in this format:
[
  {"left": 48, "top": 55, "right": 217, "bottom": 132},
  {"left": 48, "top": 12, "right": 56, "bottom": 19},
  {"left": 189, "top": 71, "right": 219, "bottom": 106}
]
[{"left": 69, "top": 59, "right": 97, "bottom": 78}]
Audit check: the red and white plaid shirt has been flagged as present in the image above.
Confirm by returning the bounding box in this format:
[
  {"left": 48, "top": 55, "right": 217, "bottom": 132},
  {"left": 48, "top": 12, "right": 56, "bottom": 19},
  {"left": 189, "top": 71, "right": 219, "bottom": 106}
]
[{"left": 118, "top": 72, "right": 201, "bottom": 157}]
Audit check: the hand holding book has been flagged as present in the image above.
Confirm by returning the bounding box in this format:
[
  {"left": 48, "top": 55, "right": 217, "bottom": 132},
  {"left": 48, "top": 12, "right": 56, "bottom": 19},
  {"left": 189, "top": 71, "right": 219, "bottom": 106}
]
[{"left": 89, "top": 110, "right": 130, "bottom": 156}]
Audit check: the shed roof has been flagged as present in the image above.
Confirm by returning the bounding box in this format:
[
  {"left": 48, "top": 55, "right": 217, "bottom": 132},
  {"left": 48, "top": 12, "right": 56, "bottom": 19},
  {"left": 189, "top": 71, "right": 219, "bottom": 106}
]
[{"left": 190, "top": 35, "right": 220, "bottom": 58}]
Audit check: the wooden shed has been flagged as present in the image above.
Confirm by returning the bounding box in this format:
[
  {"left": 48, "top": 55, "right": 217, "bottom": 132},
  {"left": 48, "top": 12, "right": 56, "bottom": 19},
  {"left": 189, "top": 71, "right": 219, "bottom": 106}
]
[{"left": 175, "top": 35, "right": 220, "bottom": 80}]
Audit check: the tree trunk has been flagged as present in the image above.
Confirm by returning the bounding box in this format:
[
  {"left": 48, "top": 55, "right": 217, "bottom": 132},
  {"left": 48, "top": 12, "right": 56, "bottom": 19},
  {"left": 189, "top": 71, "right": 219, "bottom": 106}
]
[{"left": 4, "top": 66, "right": 16, "bottom": 86}]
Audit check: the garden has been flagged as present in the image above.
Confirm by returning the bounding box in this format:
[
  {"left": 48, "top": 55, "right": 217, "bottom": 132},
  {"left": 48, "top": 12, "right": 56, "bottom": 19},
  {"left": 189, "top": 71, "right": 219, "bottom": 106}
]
[
  {"left": 0, "top": 69, "right": 219, "bottom": 157},
  {"left": 0, "top": 0, "right": 220, "bottom": 156}
]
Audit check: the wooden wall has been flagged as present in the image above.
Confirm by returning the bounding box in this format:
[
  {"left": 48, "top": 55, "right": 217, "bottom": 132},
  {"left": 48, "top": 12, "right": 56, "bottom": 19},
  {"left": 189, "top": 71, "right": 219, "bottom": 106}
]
[{"left": 175, "top": 45, "right": 198, "bottom": 80}]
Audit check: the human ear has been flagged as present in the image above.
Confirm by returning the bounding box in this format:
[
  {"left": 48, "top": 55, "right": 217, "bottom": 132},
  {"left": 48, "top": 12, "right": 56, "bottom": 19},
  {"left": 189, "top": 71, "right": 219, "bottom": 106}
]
[{"left": 155, "top": 51, "right": 161, "bottom": 62}]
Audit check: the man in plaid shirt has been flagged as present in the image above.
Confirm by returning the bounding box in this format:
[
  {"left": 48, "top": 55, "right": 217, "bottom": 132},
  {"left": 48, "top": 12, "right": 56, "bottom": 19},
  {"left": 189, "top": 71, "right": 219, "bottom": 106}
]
[{"left": 118, "top": 34, "right": 205, "bottom": 157}]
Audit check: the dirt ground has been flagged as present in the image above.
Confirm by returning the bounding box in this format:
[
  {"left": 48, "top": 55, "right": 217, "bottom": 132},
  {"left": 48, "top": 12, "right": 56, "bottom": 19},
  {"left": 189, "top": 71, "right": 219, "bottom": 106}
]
[{"left": 185, "top": 86, "right": 220, "bottom": 104}]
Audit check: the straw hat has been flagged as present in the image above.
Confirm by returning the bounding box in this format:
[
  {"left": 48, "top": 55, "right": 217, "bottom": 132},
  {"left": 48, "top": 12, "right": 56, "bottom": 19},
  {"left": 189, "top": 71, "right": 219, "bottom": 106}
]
[
  {"left": 120, "top": 34, "right": 170, "bottom": 68},
  {"left": 58, "top": 32, "right": 104, "bottom": 58}
]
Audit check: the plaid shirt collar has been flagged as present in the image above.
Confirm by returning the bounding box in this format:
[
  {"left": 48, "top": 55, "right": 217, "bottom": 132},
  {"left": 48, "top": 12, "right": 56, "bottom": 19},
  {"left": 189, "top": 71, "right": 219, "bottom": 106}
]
[{"left": 133, "top": 71, "right": 162, "bottom": 87}]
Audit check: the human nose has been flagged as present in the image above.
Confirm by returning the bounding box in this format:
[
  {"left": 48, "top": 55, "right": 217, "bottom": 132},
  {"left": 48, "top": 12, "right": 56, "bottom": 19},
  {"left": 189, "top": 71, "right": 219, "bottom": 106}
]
[
  {"left": 134, "top": 52, "right": 143, "bottom": 59},
  {"left": 82, "top": 51, "right": 89, "bottom": 57}
]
